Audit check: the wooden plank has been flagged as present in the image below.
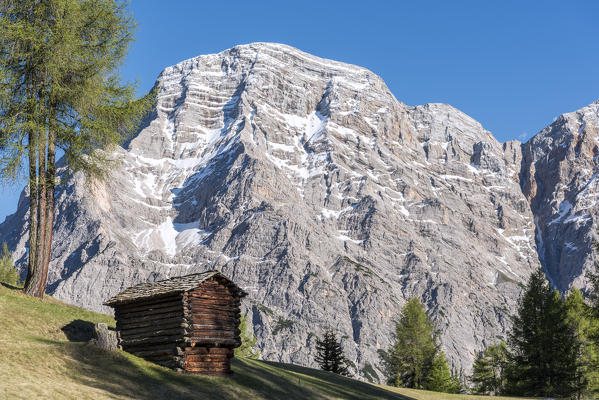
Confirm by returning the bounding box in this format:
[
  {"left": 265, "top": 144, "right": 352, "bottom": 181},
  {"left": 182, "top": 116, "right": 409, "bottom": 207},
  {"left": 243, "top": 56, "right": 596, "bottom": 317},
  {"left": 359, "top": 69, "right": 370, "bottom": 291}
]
[
  {"left": 192, "top": 329, "right": 234, "bottom": 336},
  {"left": 190, "top": 304, "right": 239, "bottom": 313},
  {"left": 120, "top": 334, "right": 188, "bottom": 346},
  {"left": 185, "top": 356, "right": 229, "bottom": 363},
  {"left": 118, "top": 320, "right": 187, "bottom": 334},
  {"left": 190, "top": 337, "right": 238, "bottom": 345},
  {"left": 188, "top": 288, "right": 231, "bottom": 295},
  {"left": 190, "top": 290, "right": 231, "bottom": 296},
  {"left": 191, "top": 319, "right": 234, "bottom": 326},
  {"left": 116, "top": 310, "right": 185, "bottom": 328},
  {"left": 115, "top": 299, "right": 183, "bottom": 314},
  {"left": 191, "top": 324, "right": 231, "bottom": 330},
  {"left": 191, "top": 313, "right": 236, "bottom": 321},
  {"left": 190, "top": 301, "right": 239, "bottom": 308},
  {"left": 120, "top": 327, "right": 186, "bottom": 340},
  {"left": 110, "top": 292, "right": 183, "bottom": 308},
  {"left": 189, "top": 294, "right": 237, "bottom": 300},
  {"left": 191, "top": 310, "right": 237, "bottom": 317},
  {"left": 122, "top": 342, "right": 181, "bottom": 351},
  {"left": 185, "top": 361, "right": 230, "bottom": 369},
  {"left": 116, "top": 304, "right": 183, "bottom": 319},
  {"left": 117, "top": 315, "right": 185, "bottom": 329}
]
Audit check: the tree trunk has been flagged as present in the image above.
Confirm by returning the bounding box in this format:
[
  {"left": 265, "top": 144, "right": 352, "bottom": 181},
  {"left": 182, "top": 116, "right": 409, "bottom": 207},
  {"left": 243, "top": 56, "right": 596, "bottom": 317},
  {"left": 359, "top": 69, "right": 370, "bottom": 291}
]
[
  {"left": 40, "top": 107, "right": 56, "bottom": 296},
  {"left": 33, "top": 130, "right": 47, "bottom": 298},
  {"left": 23, "top": 42, "right": 40, "bottom": 296},
  {"left": 23, "top": 130, "right": 38, "bottom": 296}
]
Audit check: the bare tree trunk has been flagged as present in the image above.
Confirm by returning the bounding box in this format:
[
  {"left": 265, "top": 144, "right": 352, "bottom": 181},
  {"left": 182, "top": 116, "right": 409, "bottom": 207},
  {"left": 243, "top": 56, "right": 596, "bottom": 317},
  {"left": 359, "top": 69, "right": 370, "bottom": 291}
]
[
  {"left": 40, "top": 107, "right": 56, "bottom": 295},
  {"left": 32, "top": 130, "right": 47, "bottom": 298},
  {"left": 23, "top": 130, "right": 38, "bottom": 296}
]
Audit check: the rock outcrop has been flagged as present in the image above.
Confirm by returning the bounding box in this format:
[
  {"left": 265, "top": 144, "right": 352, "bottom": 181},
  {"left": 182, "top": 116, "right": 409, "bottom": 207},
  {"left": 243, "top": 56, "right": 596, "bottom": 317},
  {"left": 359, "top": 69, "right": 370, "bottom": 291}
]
[
  {"left": 0, "top": 43, "right": 596, "bottom": 380},
  {"left": 521, "top": 101, "right": 599, "bottom": 291}
]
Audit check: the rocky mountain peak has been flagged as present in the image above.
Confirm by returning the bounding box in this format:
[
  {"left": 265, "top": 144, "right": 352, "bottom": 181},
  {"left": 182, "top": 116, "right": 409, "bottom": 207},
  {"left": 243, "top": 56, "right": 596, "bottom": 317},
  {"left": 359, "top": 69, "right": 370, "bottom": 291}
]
[
  {"left": 1, "top": 44, "right": 598, "bottom": 381},
  {"left": 521, "top": 101, "right": 599, "bottom": 291}
]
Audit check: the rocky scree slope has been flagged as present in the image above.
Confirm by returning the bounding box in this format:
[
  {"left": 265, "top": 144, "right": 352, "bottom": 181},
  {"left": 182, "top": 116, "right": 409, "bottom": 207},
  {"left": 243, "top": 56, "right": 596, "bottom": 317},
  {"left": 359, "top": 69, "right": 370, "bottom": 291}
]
[{"left": 1, "top": 43, "right": 596, "bottom": 379}]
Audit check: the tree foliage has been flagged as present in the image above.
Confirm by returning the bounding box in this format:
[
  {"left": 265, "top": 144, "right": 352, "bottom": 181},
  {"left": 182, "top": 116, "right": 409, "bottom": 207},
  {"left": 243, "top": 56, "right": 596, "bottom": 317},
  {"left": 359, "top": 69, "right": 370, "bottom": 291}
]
[
  {"left": 566, "top": 287, "right": 599, "bottom": 399},
  {"left": 470, "top": 341, "right": 508, "bottom": 395},
  {"left": 382, "top": 297, "right": 460, "bottom": 393},
  {"left": 0, "top": 0, "right": 153, "bottom": 297},
  {"left": 426, "top": 352, "right": 461, "bottom": 394},
  {"left": 505, "top": 268, "right": 579, "bottom": 398},
  {"left": 0, "top": 242, "right": 19, "bottom": 286},
  {"left": 314, "top": 329, "right": 350, "bottom": 375},
  {"left": 235, "top": 315, "right": 260, "bottom": 359}
]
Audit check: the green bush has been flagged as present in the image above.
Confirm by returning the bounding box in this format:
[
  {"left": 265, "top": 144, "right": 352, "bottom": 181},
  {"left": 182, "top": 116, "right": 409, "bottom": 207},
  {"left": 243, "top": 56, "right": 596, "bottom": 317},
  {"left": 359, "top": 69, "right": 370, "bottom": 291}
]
[
  {"left": 235, "top": 315, "right": 260, "bottom": 359},
  {"left": 0, "top": 242, "right": 19, "bottom": 286}
]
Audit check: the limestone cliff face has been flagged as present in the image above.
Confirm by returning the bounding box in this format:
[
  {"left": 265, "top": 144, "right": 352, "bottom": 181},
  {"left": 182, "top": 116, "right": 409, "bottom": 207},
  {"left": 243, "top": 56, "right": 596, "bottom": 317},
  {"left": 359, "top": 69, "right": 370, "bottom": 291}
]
[
  {"left": 521, "top": 101, "right": 599, "bottom": 291},
  {"left": 0, "top": 43, "right": 595, "bottom": 380}
]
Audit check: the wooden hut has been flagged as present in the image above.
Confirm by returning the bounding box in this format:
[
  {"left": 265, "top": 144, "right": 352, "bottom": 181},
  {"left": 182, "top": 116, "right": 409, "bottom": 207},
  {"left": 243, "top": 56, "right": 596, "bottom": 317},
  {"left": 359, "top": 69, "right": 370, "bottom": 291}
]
[{"left": 104, "top": 270, "right": 247, "bottom": 376}]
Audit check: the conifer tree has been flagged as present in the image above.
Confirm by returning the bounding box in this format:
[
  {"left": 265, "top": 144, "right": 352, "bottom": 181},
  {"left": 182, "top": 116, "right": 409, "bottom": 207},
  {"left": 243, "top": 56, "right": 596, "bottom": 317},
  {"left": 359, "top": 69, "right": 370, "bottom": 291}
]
[
  {"left": 384, "top": 297, "right": 437, "bottom": 388},
  {"left": 425, "top": 352, "right": 461, "bottom": 393},
  {"left": 589, "top": 237, "right": 599, "bottom": 342},
  {"left": 470, "top": 341, "right": 508, "bottom": 395},
  {"left": 0, "top": 0, "right": 152, "bottom": 297},
  {"left": 566, "top": 287, "right": 599, "bottom": 399},
  {"left": 382, "top": 297, "right": 460, "bottom": 393},
  {"left": 506, "top": 268, "right": 579, "bottom": 398},
  {"left": 314, "top": 329, "right": 349, "bottom": 375}
]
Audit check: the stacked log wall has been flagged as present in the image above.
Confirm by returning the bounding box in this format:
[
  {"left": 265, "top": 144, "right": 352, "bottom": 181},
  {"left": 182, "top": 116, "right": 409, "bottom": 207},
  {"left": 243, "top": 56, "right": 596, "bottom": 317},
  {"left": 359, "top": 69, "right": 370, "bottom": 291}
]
[
  {"left": 183, "top": 277, "right": 242, "bottom": 375},
  {"left": 114, "top": 293, "right": 189, "bottom": 369}
]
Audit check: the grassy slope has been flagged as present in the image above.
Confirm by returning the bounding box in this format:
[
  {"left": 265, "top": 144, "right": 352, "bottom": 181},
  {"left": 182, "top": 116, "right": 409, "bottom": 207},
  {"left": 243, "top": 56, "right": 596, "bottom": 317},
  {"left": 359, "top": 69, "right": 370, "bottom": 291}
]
[{"left": 0, "top": 285, "right": 531, "bottom": 400}]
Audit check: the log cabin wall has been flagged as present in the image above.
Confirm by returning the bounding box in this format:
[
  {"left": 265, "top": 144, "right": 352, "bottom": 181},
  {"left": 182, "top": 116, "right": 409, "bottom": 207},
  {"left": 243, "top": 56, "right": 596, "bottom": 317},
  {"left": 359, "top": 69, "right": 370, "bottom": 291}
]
[
  {"left": 105, "top": 271, "right": 247, "bottom": 376},
  {"left": 114, "top": 293, "right": 189, "bottom": 370},
  {"left": 182, "top": 276, "right": 242, "bottom": 376}
]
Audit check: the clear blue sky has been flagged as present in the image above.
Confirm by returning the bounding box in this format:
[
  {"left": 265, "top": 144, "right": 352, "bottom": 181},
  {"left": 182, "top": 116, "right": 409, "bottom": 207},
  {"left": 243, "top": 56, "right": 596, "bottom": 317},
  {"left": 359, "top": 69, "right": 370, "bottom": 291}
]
[{"left": 1, "top": 0, "right": 598, "bottom": 222}]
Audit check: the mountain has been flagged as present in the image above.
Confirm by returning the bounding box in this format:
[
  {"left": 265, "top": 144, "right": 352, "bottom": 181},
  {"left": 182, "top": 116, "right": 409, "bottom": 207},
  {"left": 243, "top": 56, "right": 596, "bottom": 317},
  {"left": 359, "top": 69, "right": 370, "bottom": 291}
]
[
  {"left": 521, "top": 101, "right": 599, "bottom": 291},
  {"left": 0, "top": 43, "right": 596, "bottom": 380}
]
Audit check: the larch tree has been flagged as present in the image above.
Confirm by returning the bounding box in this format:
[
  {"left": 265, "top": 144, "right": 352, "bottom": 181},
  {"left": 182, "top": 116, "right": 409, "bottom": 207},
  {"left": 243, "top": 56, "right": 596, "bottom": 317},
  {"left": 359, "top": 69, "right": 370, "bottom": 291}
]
[
  {"left": 0, "top": 0, "right": 153, "bottom": 297},
  {"left": 382, "top": 297, "right": 460, "bottom": 393}
]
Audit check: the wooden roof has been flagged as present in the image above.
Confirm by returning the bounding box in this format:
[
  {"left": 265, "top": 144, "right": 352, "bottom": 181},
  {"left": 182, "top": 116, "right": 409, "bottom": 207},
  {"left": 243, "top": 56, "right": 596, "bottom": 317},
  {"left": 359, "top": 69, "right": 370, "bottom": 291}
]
[{"left": 104, "top": 270, "right": 247, "bottom": 306}]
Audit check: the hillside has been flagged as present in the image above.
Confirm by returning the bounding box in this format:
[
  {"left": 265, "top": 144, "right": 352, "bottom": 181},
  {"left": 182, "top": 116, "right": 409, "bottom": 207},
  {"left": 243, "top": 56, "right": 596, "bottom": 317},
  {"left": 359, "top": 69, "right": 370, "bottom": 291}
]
[{"left": 0, "top": 284, "right": 535, "bottom": 400}]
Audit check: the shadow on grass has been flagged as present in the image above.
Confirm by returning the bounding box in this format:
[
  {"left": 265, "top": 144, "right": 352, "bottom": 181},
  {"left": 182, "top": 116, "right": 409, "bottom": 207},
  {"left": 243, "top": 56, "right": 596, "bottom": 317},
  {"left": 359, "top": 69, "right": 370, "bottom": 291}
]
[
  {"left": 233, "top": 359, "right": 413, "bottom": 400},
  {"left": 33, "top": 319, "right": 412, "bottom": 400},
  {"left": 0, "top": 282, "right": 22, "bottom": 290},
  {"left": 32, "top": 336, "right": 235, "bottom": 400},
  {"left": 61, "top": 319, "right": 95, "bottom": 342}
]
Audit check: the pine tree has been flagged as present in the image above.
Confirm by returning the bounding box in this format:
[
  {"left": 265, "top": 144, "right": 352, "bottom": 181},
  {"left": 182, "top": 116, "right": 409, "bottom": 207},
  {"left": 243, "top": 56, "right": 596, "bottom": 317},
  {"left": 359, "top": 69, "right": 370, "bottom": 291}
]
[
  {"left": 566, "top": 287, "right": 599, "bottom": 399},
  {"left": 506, "top": 268, "right": 579, "bottom": 398},
  {"left": 314, "top": 329, "right": 349, "bottom": 375},
  {"left": 0, "top": 0, "right": 152, "bottom": 297},
  {"left": 235, "top": 315, "right": 260, "bottom": 359},
  {"left": 425, "top": 352, "right": 461, "bottom": 393},
  {"left": 470, "top": 341, "right": 508, "bottom": 395}
]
